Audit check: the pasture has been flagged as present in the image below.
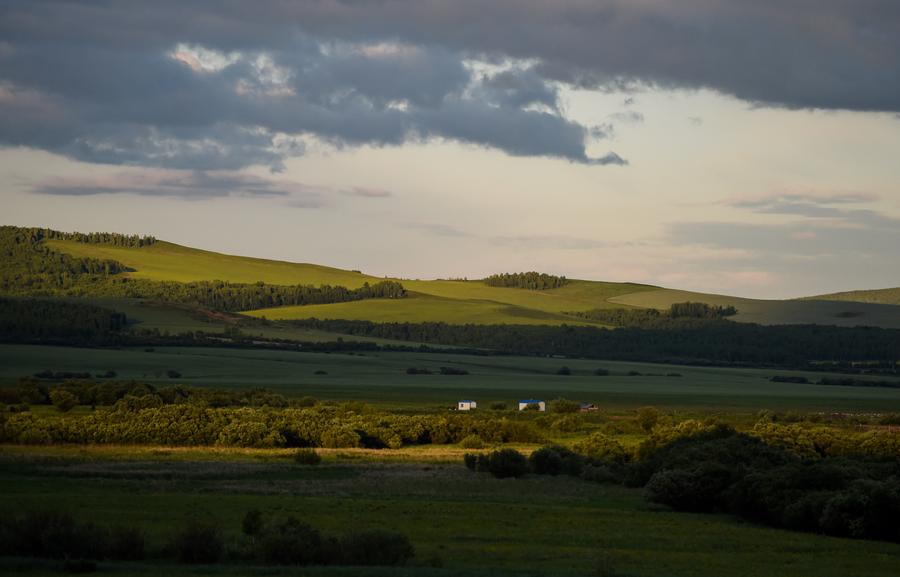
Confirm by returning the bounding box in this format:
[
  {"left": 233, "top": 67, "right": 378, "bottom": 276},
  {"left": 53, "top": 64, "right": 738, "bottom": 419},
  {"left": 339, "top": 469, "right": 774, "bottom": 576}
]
[
  {"left": 1, "top": 450, "right": 899, "bottom": 577},
  {"left": 3, "top": 344, "right": 900, "bottom": 412},
  {"left": 48, "top": 237, "right": 900, "bottom": 328}
]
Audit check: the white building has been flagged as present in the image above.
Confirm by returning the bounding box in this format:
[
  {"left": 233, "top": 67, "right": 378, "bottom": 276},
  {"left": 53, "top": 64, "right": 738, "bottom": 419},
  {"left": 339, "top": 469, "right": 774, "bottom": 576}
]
[
  {"left": 518, "top": 399, "right": 545, "bottom": 411},
  {"left": 458, "top": 400, "right": 477, "bottom": 411}
]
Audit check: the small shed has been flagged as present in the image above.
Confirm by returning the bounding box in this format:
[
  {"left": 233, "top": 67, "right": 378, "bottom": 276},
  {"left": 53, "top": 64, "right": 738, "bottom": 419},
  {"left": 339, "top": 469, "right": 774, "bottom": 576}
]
[
  {"left": 518, "top": 399, "right": 546, "bottom": 412},
  {"left": 579, "top": 402, "right": 598, "bottom": 412},
  {"left": 458, "top": 400, "right": 477, "bottom": 411}
]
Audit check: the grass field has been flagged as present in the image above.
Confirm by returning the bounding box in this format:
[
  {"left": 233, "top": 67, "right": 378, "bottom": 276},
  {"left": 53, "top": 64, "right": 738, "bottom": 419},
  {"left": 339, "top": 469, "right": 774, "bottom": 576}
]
[
  {"left": 46, "top": 238, "right": 900, "bottom": 328},
  {"left": 2, "top": 450, "right": 899, "bottom": 577},
  {"left": 609, "top": 288, "right": 900, "bottom": 328},
  {"left": 804, "top": 287, "right": 900, "bottom": 306},
  {"left": 3, "top": 344, "right": 900, "bottom": 412}
]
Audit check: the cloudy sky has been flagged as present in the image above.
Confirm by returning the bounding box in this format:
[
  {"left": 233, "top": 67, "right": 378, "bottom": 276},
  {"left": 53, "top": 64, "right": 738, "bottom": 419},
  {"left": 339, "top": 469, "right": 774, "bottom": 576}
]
[{"left": 2, "top": 1, "right": 899, "bottom": 299}]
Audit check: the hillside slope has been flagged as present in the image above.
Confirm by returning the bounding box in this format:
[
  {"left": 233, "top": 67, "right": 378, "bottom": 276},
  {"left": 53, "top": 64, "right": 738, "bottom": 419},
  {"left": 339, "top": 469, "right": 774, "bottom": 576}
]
[
  {"left": 610, "top": 288, "right": 900, "bottom": 329},
  {"left": 802, "top": 287, "right": 900, "bottom": 306},
  {"left": 45, "top": 236, "right": 900, "bottom": 328},
  {"left": 48, "top": 238, "right": 653, "bottom": 325}
]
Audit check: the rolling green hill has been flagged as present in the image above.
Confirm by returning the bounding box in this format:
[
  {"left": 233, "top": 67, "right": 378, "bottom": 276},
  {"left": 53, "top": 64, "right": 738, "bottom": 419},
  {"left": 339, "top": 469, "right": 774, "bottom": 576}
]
[
  {"left": 33, "top": 235, "right": 900, "bottom": 328},
  {"left": 609, "top": 288, "right": 900, "bottom": 329},
  {"left": 802, "top": 287, "right": 900, "bottom": 306}
]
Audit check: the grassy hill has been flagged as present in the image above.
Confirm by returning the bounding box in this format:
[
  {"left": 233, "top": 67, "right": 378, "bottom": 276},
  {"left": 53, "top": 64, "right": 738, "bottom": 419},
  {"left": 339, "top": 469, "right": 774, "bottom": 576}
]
[
  {"left": 44, "top": 237, "right": 900, "bottom": 328},
  {"left": 610, "top": 288, "right": 900, "bottom": 329},
  {"left": 47, "top": 238, "right": 654, "bottom": 326},
  {"left": 802, "top": 287, "right": 900, "bottom": 306}
]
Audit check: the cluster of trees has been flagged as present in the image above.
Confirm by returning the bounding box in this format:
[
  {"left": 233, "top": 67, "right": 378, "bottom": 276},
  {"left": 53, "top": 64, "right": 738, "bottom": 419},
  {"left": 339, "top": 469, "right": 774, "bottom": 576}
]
[
  {"left": 0, "top": 297, "right": 128, "bottom": 344},
  {"left": 0, "top": 510, "right": 413, "bottom": 568},
  {"left": 2, "top": 378, "right": 291, "bottom": 411},
  {"left": 37, "top": 228, "right": 157, "bottom": 247},
  {"left": 0, "top": 403, "right": 546, "bottom": 448},
  {"left": 633, "top": 426, "right": 900, "bottom": 543},
  {"left": 569, "top": 302, "right": 737, "bottom": 328},
  {"left": 1, "top": 226, "right": 405, "bottom": 312},
  {"left": 1, "top": 227, "right": 129, "bottom": 294},
  {"left": 483, "top": 272, "right": 568, "bottom": 290},
  {"left": 288, "top": 319, "right": 900, "bottom": 369},
  {"left": 81, "top": 278, "right": 406, "bottom": 312}
]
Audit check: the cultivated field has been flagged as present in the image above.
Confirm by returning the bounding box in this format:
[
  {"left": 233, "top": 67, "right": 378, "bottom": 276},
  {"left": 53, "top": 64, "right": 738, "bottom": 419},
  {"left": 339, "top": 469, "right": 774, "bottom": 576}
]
[{"left": 3, "top": 344, "right": 900, "bottom": 412}]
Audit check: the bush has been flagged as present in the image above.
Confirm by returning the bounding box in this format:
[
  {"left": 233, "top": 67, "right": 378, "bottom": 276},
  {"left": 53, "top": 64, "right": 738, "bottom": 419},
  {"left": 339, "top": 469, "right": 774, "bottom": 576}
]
[
  {"left": 50, "top": 389, "right": 78, "bottom": 413},
  {"left": 166, "top": 370, "right": 182, "bottom": 379},
  {"left": 339, "top": 530, "right": 415, "bottom": 566},
  {"left": 573, "top": 433, "right": 629, "bottom": 464},
  {"left": 107, "top": 525, "right": 145, "bottom": 561},
  {"left": 0, "top": 511, "right": 107, "bottom": 560},
  {"left": 485, "top": 448, "right": 530, "bottom": 478},
  {"left": 294, "top": 448, "right": 322, "bottom": 465},
  {"left": 593, "top": 368, "right": 610, "bottom": 376},
  {"left": 463, "top": 453, "right": 479, "bottom": 471},
  {"left": 169, "top": 522, "right": 223, "bottom": 564},
  {"left": 549, "top": 398, "right": 580, "bottom": 413},
  {"left": 254, "top": 516, "right": 328, "bottom": 565},
  {"left": 490, "top": 402, "right": 507, "bottom": 411},
  {"left": 635, "top": 407, "right": 661, "bottom": 432},
  {"left": 581, "top": 464, "right": 620, "bottom": 484},
  {"left": 242, "top": 510, "right": 264, "bottom": 538},
  {"left": 645, "top": 462, "right": 735, "bottom": 513},
  {"left": 556, "top": 366, "right": 572, "bottom": 375},
  {"left": 459, "top": 434, "right": 485, "bottom": 449}
]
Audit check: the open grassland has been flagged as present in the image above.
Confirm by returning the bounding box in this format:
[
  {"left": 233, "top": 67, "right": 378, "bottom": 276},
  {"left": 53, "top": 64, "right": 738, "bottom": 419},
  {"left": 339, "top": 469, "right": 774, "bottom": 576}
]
[
  {"left": 1, "top": 452, "right": 899, "bottom": 577},
  {"left": 245, "top": 292, "right": 601, "bottom": 326},
  {"left": 47, "top": 237, "right": 900, "bottom": 328},
  {"left": 610, "top": 288, "right": 900, "bottom": 328},
  {"left": 47, "top": 239, "right": 653, "bottom": 324},
  {"left": 3, "top": 344, "right": 900, "bottom": 412},
  {"left": 804, "top": 287, "right": 900, "bottom": 306},
  {"left": 82, "top": 297, "right": 421, "bottom": 345}
]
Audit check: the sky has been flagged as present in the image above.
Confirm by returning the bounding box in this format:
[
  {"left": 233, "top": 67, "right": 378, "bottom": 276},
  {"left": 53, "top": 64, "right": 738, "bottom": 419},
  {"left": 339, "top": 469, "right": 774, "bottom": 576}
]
[{"left": 2, "top": 0, "right": 899, "bottom": 299}]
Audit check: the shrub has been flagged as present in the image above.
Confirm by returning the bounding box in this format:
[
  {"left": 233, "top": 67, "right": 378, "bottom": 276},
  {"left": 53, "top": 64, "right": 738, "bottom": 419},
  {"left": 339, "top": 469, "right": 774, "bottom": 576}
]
[
  {"left": 242, "top": 510, "right": 264, "bottom": 538},
  {"left": 294, "top": 448, "right": 322, "bottom": 465},
  {"left": 529, "top": 446, "right": 585, "bottom": 477},
  {"left": 581, "top": 464, "right": 620, "bottom": 484},
  {"left": 169, "top": 522, "right": 223, "bottom": 564},
  {"left": 313, "top": 370, "right": 328, "bottom": 375},
  {"left": 459, "top": 434, "right": 485, "bottom": 449},
  {"left": 296, "top": 396, "right": 318, "bottom": 407},
  {"left": 339, "top": 530, "right": 415, "bottom": 566},
  {"left": 549, "top": 398, "right": 580, "bottom": 413},
  {"left": 166, "top": 370, "right": 182, "bottom": 379},
  {"left": 574, "top": 433, "right": 629, "bottom": 464},
  {"left": 635, "top": 407, "right": 661, "bottom": 432},
  {"left": 463, "top": 453, "right": 479, "bottom": 471},
  {"left": 485, "top": 448, "right": 530, "bottom": 479},
  {"left": 593, "top": 368, "right": 610, "bottom": 376},
  {"left": 556, "top": 366, "right": 572, "bottom": 375},
  {"left": 490, "top": 402, "right": 507, "bottom": 411},
  {"left": 645, "top": 462, "right": 735, "bottom": 513},
  {"left": 50, "top": 389, "right": 78, "bottom": 413},
  {"left": 254, "top": 516, "right": 327, "bottom": 565},
  {"left": 0, "top": 511, "right": 107, "bottom": 560}
]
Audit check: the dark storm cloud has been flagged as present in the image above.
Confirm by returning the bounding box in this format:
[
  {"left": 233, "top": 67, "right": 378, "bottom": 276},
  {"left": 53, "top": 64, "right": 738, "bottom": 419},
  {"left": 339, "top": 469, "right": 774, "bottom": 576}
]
[
  {"left": 0, "top": 2, "right": 626, "bottom": 172},
  {"left": 2, "top": 1, "right": 897, "bottom": 177}
]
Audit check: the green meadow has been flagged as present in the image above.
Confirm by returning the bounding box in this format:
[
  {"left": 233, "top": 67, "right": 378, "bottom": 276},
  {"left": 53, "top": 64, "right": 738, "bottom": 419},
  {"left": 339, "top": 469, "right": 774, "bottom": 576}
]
[
  {"left": 47, "top": 237, "right": 900, "bottom": 327},
  {"left": 3, "top": 343, "right": 900, "bottom": 412},
  {"left": 2, "top": 451, "right": 900, "bottom": 577}
]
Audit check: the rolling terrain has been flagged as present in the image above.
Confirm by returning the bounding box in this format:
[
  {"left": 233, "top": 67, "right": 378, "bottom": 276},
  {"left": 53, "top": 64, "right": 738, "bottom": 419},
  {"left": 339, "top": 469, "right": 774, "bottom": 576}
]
[{"left": 46, "top": 236, "right": 900, "bottom": 329}]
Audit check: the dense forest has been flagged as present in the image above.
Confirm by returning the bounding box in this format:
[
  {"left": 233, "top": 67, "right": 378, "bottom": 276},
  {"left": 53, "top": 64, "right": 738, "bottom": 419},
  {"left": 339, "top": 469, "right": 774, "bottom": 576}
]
[
  {"left": 0, "top": 298, "right": 128, "bottom": 344},
  {"left": 288, "top": 319, "right": 900, "bottom": 369},
  {"left": 0, "top": 227, "right": 405, "bottom": 311},
  {"left": 569, "top": 302, "right": 738, "bottom": 328},
  {"left": 483, "top": 272, "right": 568, "bottom": 290}
]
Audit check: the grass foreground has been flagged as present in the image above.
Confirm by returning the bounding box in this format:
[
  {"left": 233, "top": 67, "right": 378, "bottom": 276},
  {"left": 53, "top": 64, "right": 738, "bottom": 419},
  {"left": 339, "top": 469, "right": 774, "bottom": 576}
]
[{"left": 2, "top": 447, "right": 900, "bottom": 577}]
